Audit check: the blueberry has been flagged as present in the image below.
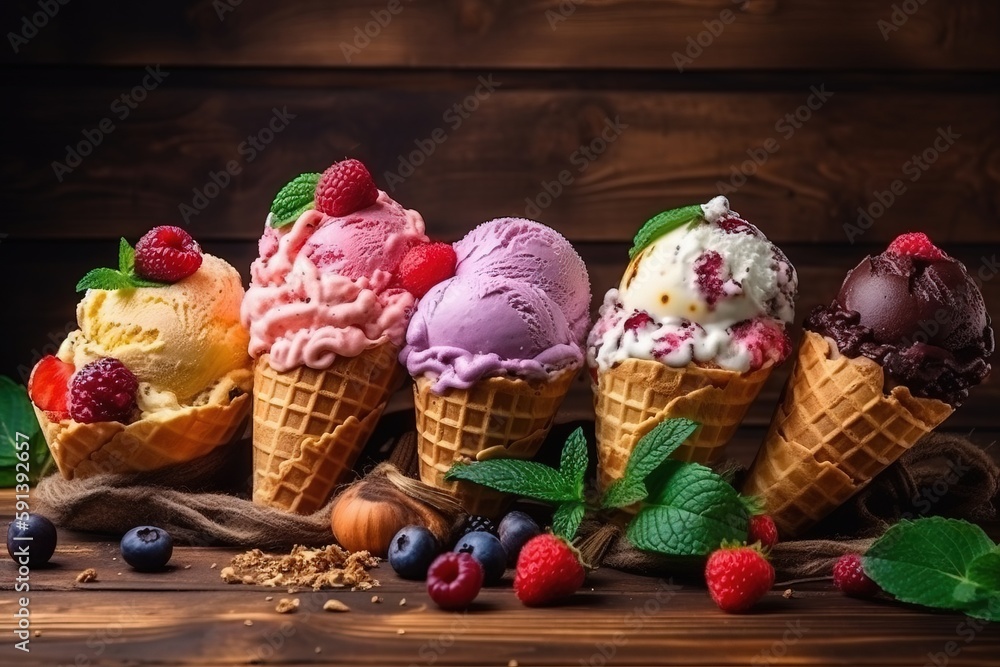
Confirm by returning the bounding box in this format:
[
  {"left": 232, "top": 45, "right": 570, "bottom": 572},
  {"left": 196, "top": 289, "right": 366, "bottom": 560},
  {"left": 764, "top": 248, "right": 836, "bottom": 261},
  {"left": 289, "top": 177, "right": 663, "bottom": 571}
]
[
  {"left": 454, "top": 531, "right": 506, "bottom": 585},
  {"left": 7, "top": 514, "right": 57, "bottom": 567},
  {"left": 498, "top": 511, "right": 540, "bottom": 565},
  {"left": 120, "top": 526, "right": 173, "bottom": 572},
  {"left": 389, "top": 526, "right": 440, "bottom": 580}
]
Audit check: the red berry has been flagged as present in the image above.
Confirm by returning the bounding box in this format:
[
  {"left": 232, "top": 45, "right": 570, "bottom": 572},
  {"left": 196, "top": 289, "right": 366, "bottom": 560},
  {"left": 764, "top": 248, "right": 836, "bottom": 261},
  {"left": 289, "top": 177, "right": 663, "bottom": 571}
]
[
  {"left": 314, "top": 159, "right": 378, "bottom": 217},
  {"left": 69, "top": 358, "right": 139, "bottom": 424},
  {"left": 624, "top": 311, "right": 654, "bottom": 333},
  {"left": 693, "top": 250, "right": 726, "bottom": 307},
  {"left": 705, "top": 545, "right": 774, "bottom": 613},
  {"left": 514, "top": 534, "right": 586, "bottom": 606},
  {"left": 396, "top": 242, "right": 458, "bottom": 298},
  {"left": 28, "top": 355, "right": 74, "bottom": 418},
  {"left": 748, "top": 515, "right": 779, "bottom": 549},
  {"left": 134, "top": 226, "right": 203, "bottom": 282},
  {"left": 426, "top": 552, "right": 483, "bottom": 610},
  {"left": 716, "top": 215, "right": 756, "bottom": 236},
  {"left": 886, "top": 232, "right": 945, "bottom": 261},
  {"left": 832, "top": 554, "right": 880, "bottom": 598}
]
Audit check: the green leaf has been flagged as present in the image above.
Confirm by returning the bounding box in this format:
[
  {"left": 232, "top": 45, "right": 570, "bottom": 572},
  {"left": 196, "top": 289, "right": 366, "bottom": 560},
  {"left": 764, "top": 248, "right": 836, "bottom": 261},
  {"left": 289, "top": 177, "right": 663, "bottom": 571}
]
[
  {"left": 626, "top": 460, "right": 748, "bottom": 556},
  {"left": 118, "top": 237, "right": 135, "bottom": 274},
  {"left": 0, "top": 376, "right": 49, "bottom": 485},
  {"left": 558, "top": 428, "right": 588, "bottom": 499},
  {"left": 864, "top": 518, "right": 999, "bottom": 617},
  {"left": 446, "top": 460, "right": 579, "bottom": 502},
  {"left": 600, "top": 418, "right": 698, "bottom": 509},
  {"left": 552, "top": 502, "right": 585, "bottom": 541},
  {"left": 629, "top": 205, "right": 703, "bottom": 259},
  {"left": 270, "top": 172, "right": 320, "bottom": 228},
  {"left": 76, "top": 267, "right": 136, "bottom": 292}
]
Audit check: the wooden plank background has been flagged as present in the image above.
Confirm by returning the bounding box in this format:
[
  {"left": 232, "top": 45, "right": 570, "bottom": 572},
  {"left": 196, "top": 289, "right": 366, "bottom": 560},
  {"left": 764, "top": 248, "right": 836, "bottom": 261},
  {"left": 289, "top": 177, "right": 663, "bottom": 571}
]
[{"left": 0, "top": 1, "right": 997, "bottom": 427}]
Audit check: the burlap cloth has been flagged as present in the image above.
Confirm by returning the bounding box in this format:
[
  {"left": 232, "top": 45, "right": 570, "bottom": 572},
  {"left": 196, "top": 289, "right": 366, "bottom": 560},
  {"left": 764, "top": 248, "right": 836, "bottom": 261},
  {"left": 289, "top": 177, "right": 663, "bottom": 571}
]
[{"left": 33, "top": 417, "right": 998, "bottom": 578}]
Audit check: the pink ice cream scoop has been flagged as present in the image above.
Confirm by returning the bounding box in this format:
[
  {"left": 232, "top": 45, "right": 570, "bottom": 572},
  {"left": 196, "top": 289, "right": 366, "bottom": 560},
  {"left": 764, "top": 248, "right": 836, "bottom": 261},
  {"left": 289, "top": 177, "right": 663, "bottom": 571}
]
[{"left": 401, "top": 218, "right": 591, "bottom": 392}]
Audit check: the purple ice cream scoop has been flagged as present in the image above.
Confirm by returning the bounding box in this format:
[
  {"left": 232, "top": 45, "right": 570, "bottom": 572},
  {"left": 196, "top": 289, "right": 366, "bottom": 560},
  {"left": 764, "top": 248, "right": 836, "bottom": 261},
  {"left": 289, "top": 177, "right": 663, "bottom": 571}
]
[{"left": 401, "top": 218, "right": 591, "bottom": 392}]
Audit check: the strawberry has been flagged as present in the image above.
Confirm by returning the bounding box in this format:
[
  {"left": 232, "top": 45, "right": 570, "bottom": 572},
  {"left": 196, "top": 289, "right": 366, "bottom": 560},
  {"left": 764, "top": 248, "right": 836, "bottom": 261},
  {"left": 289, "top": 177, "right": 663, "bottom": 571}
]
[
  {"left": 514, "top": 534, "right": 586, "bottom": 606},
  {"left": 748, "top": 515, "right": 779, "bottom": 549},
  {"left": 832, "top": 554, "right": 880, "bottom": 598},
  {"left": 314, "top": 159, "right": 378, "bottom": 217},
  {"left": 886, "top": 232, "right": 945, "bottom": 261},
  {"left": 134, "top": 226, "right": 203, "bottom": 282},
  {"left": 28, "top": 355, "right": 75, "bottom": 418},
  {"left": 705, "top": 544, "right": 774, "bottom": 613},
  {"left": 396, "top": 242, "right": 457, "bottom": 298}
]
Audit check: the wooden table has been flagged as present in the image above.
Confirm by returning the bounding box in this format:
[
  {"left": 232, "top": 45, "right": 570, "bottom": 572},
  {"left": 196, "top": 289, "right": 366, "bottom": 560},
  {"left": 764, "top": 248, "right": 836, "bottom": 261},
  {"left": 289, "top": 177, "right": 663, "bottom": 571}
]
[{"left": 3, "top": 430, "right": 999, "bottom": 667}]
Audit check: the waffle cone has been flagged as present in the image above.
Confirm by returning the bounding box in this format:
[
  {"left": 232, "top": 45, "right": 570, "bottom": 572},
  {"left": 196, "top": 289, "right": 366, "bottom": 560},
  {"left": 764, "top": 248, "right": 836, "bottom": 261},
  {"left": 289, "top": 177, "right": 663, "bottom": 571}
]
[
  {"left": 743, "top": 331, "right": 954, "bottom": 536},
  {"left": 594, "top": 358, "right": 772, "bottom": 492},
  {"left": 36, "top": 377, "right": 251, "bottom": 480},
  {"left": 251, "top": 344, "right": 404, "bottom": 514},
  {"left": 413, "top": 368, "right": 578, "bottom": 518}
]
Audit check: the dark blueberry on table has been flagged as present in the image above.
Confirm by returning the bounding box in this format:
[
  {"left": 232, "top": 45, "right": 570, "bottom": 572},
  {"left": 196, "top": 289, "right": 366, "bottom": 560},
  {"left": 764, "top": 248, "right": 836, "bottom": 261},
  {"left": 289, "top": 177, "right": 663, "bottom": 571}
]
[
  {"left": 7, "top": 514, "right": 58, "bottom": 567},
  {"left": 498, "top": 511, "right": 540, "bottom": 565},
  {"left": 454, "top": 530, "right": 507, "bottom": 586},
  {"left": 388, "top": 526, "right": 440, "bottom": 580},
  {"left": 459, "top": 515, "right": 497, "bottom": 537},
  {"left": 120, "top": 526, "right": 173, "bottom": 572}
]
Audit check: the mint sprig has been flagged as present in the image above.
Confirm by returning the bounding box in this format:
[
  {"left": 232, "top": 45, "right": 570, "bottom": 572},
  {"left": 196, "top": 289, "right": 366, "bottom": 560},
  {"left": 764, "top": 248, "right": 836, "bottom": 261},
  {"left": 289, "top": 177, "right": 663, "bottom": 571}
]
[
  {"left": 601, "top": 419, "right": 698, "bottom": 509},
  {"left": 447, "top": 458, "right": 578, "bottom": 502},
  {"left": 270, "top": 172, "right": 320, "bottom": 228},
  {"left": 0, "top": 376, "right": 50, "bottom": 485},
  {"left": 629, "top": 204, "right": 704, "bottom": 259},
  {"left": 76, "top": 238, "right": 167, "bottom": 292},
  {"left": 864, "top": 518, "right": 1000, "bottom": 621}
]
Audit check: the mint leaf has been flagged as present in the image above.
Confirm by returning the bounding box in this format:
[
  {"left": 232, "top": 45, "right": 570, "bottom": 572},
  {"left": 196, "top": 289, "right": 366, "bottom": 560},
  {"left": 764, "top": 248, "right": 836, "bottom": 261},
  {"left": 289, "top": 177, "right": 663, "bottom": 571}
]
[
  {"left": 76, "top": 267, "right": 138, "bottom": 292},
  {"left": 0, "top": 376, "right": 49, "bottom": 486},
  {"left": 559, "top": 427, "right": 588, "bottom": 500},
  {"left": 119, "top": 237, "right": 135, "bottom": 274},
  {"left": 552, "top": 502, "right": 585, "bottom": 541},
  {"left": 629, "top": 205, "right": 703, "bottom": 259},
  {"left": 270, "top": 172, "right": 320, "bottom": 228},
  {"left": 626, "top": 460, "right": 748, "bottom": 556},
  {"left": 601, "top": 418, "right": 698, "bottom": 509},
  {"left": 446, "top": 460, "right": 579, "bottom": 502},
  {"left": 864, "top": 518, "right": 998, "bottom": 617}
]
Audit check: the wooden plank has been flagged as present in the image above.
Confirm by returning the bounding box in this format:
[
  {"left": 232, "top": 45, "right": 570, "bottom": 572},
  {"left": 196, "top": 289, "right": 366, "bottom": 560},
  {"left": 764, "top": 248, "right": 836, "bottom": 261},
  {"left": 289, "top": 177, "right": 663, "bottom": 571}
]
[
  {"left": 1, "top": 0, "right": 998, "bottom": 70},
  {"left": 2, "top": 241, "right": 997, "bottom": 428},
  {"left": 3, "top": 79, "right": 998, "bottom": 244}
]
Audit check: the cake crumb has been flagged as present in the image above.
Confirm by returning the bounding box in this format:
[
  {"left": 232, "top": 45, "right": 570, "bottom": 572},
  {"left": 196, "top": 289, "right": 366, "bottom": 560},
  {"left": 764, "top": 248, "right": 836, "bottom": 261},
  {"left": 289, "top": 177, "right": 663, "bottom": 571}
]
[
  {"left": 221, "top": 545, "right": 380, "bottom": 590},
  {"left": 509, "top": 660, "right": 519, "bottom": 667},
  {"left": 315, "top": 647, "right": 322, "bottom": 654},
  {"left": 117, "top": 572, "right": 122, "bottom": 576},
  {"left": 112, "top": 557, "right": 117, "bottom": 561},
  {"left": 397, "top": 629, "right": 405, "bottom": 635},
  {"left": 783, "top": 588, "right": 795, "bottom": 599},
  {"left": 210, "top": 563, "right": 217, "bottom": 569},
  {"left": 76, "top": 568, "right": 98, "bottom": 583},
  {"left": 265, "top": 596, "right": 273, "bottom": 601},
  {"left": 244, "top": 620, "right": 253, "bottom": 627},
  {"left": 399, "top": 598, "right": 407, "bottom": 606},
  {"left": 275, "top": 598, "right": 300, "bottom": 614},
  {"left": 34, "top": 631, "right": 41, "bottom": 637},
  {"left": 323, "top": 599, "right": 350, "bottom": 613},
  {"left": 184, "top": 564, "right": 192, "bottom": 570},
  {"left": 371, "top": 595, "right": 382, "bottom": 604}
]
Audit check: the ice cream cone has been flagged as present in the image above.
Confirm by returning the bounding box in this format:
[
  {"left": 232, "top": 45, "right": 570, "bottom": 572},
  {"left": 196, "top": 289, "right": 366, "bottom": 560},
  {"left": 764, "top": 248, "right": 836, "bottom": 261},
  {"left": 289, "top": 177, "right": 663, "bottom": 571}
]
[
  {"left": 413, "top": 367, "right": 578, "bottom": 518},
  {"left": 742, "top": 331, "right": 954, "bottom": 536},
  {"left": 36, "top": 380, "right": 251, "bottom": 480},
  {"left": 251, "top": 344, "right": 404, "bottom": 514},
  {"left": 594, "top": 358, "right": 772, "bottom": 491}
]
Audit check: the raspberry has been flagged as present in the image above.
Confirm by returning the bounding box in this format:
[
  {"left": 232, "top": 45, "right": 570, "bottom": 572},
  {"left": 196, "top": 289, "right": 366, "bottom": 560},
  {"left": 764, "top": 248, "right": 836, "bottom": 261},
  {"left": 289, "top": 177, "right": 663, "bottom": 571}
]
[
  {"left": 134, "top": 226, "right": 203, "bottom": 282},
  {"left": 396, "top": 242, "right": 457, "bottom": 298},
  {"left": 748, "top": 515, "right": 779, "bottom": 549},
  {"left": 69, "top": 358, "right": 139, "bottom": 424},
  {"left": 28, "top": 355, "right": 75, "bottom": 418},
  {"left": 832, "top": 554, "right": 880, "bottom": 598},
  {"left": 705, "top": 544, "right": 774, "bottom": 613},
  {"left": 716, "top": 215, "right": 756, "bottom": 235},
  {"left": 514, "top": 534, "right": 586, "bottom": 606},
  {"left": 426, "top": 552, "right": 483, "bottom": 609},
  {"left": 693, "top": 250, "right": 726, "bottom": 307},
  {"left": 624, "top": 311, "right": 654, "bottom": 333},
  {"left": 886, "top": 232, "right": 945, "bottom": 261},
  {"left": 314, "top": 158, "right": 378, "bottom": 217}
]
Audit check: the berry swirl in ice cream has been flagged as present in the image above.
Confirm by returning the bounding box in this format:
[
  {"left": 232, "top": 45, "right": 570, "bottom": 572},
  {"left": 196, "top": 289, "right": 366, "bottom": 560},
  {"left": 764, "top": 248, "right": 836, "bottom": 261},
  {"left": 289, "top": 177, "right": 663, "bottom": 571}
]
[
  {"left": 242, "top": 161, "right": 428, "bottom": 372},
  {"left": 588, "top": 196, "right": 797, "bottom": 373},
  {"left": 805, "top": 233, "right": 994, "bottom": 407},
  {"left": 401, "top": 218, "right": 591, "bottom": 392}
]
